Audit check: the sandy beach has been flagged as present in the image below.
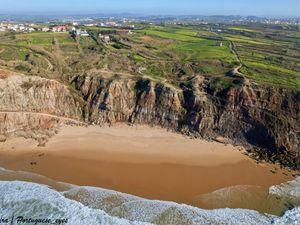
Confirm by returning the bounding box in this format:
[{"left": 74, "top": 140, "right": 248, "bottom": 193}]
[{"left": 0, "top": 124, "right": 293, "bottom": 209}]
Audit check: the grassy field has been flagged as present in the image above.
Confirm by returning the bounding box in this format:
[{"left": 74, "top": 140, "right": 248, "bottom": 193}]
[
  {"left": 135, "top": 26, "right": 237, "bottom": 77},
  {"left": 136, "top": 28, "right": 203, "bottom": 42},
  {"left": 0, "top": 23, "right": 299, "bottom": 89},
  {"left": 0, "top": 45, "right": 29, "bottom": 61},
  {"left": 15, "top": 32, "right": 75, "bottom": 46},
  {"left": 221, "top": 25, "right": 300, "bottom": 89}
]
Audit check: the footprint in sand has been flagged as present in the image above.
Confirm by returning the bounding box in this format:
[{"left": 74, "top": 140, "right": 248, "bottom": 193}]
[
  {"left": 38, "top": 153, "right": 45, "bottom": 157},
  {"left": 30, "top": 162, "right": 37, "bottom": 166}
]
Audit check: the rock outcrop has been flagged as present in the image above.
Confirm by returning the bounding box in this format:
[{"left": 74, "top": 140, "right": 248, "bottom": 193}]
[
  {"left": 0, "top": 72, "right": 83, "bottom": 143},
  {"left": 0, "top": 73, "right": 82, "bottom": 118},
  {"left": 72, "top": 74, "right": 299, "bottom": 168}
]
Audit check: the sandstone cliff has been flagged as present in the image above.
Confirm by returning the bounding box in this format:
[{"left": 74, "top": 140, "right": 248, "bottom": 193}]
[
  {"left": 0, "top": 72, "right": 82, "bottom": 118},
  {"left": 72, "top": 74, "right": 299, "bottom": 168},
  {"left": 0, "top": 71, "right": 83, "bottom": 143},
  {"left": 0, "top": 70, "right": 299, "bottom": 168}
]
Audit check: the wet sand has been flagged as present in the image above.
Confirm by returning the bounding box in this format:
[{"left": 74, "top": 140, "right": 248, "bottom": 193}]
[{"left": 0, "top": 125, "right": 293, "bottom": 210}]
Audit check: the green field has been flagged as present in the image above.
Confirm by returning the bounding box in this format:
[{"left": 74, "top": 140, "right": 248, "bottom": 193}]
[
  {"left": 0, "top": 23, "right": 299, "bottom": 89},
  {"left": 15, "top": 32, "right": 75, "bottom": 46},
  {"left": 136, "top": 29, "right": 203, "bottom": 42}
]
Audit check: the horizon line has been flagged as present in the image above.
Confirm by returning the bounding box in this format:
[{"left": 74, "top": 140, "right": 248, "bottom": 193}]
[{"left": 0, "top": 12, "right": 299, "bottom": 19}]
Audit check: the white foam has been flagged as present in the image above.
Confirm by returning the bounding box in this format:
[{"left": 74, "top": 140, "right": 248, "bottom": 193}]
[
  {"left": 64, "top": 185, "right": 274, "bottom": 225},
  {"left": 0, "top": 178, "right": 300, "bottom": 225},
  {"left": 271, "top": 207, "right": 300, "bottom": 225},
  {"left": 64, "top": 186, "right": 142, "bottom": 212},
  {"left": 0, "top": 181, "right": 150, "bottom": 225},
  {"left": 269, "top": 176, "right": 300, "bottom": 199},
  {"left": 109, "top": 200, "right": 273, "bottom": 225}
]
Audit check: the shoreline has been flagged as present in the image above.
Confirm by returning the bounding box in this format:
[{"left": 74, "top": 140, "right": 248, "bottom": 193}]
[{"left": 0, "top": 124, "right": 295, "bottom": 210}]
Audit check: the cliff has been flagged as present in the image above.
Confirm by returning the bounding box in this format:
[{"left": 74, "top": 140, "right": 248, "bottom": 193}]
[
  {"left": 0, "top": 70, "right": 299, "bottom": 168},
  {"left": 0, "top": 72, "right": 82, "bottom": 118},
  {"left": 72, "top": 74, "right": 299, "bottom": 168},
  {"left": 0, "top": 71, "right": 83, "bottom": 144}
]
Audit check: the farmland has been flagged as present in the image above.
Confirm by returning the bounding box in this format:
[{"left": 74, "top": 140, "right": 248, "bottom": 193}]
[{"left": 0, "top": 23, "right": 299, "bottom": 89}]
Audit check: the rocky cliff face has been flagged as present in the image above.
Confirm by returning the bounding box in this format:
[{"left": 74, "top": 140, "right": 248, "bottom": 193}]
[
  {"left": 0, "top": 113, "right": 62, "bottom": 146},
  {"left": 0, "top": 73, "right": 82, "bottom": 118},
  {"left": 0, "top": 70, "right": 298, "bottom": 168},
  {"left": 73, "top": 75, "right": 182, "bottom": 128},
  {"left": 0, "top": 72, "right": 83, "bottom": 143},
  {"left": 72, "top": 74, "right": 300, "bottom": 168}
]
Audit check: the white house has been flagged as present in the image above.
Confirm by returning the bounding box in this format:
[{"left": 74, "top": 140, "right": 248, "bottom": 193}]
[
  {"left": 42, "top": 27, "right": 50, "bottom": 32},
  {"left": 99, "top": 34, "right": 110, "bottom": 43},
  {"left": 80, "top": 30, "right": 90, "bottom": 37}
]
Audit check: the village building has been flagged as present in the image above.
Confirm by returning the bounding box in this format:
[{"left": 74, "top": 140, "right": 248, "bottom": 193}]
[
  {"left": 117, "top": 29, "right": 133, "bottom": 35},
  {"left": 84, "top": 23, "right": 95, "bottom": 27},
  {"left": 52, "top": 25, "right": 69, "bottom": 32},
  {"left": 99, "top": 33, "right": 110, "bottom": 43},
  {"left": 42, "top": 27, "right": 50, "bottom": 32},
  {"left": 28, "top": 28, "right": 35, "bottom": 32},
  {"left": 80, "top": 30, "right": 90, "bottom": 36},
  {"left": 74, "top": 29, "right": 89, "bottom": 37}
]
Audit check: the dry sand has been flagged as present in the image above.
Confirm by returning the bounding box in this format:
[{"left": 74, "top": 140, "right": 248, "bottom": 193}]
[{"left": 0, "top": 124, "right": 293, "bottom": 208}]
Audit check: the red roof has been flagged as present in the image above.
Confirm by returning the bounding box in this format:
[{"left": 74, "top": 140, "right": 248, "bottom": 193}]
[{"left": 117, "top": 30, "right": 130, "bottom": 32}]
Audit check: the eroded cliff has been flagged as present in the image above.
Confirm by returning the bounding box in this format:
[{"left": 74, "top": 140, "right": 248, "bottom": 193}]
[
  {"left": 0, "top": 70, "right": 299, "bottom": 168},
  {"left": 0, "top": 71, "right": 83, "bottom": 144},
  {"left": 72, "top": 73, "right": 299, "bottom": 168}
]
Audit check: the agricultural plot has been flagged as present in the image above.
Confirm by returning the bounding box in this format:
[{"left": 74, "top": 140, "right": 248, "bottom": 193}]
[
  {"left": 0, "top": 23, "right": 299, "bottom": 89},
  {"left": 226, "top": 26, "right": 300, "bottom": 88}
]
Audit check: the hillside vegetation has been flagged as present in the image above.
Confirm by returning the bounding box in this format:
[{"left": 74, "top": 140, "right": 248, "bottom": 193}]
[{"left": 0, "top": 23, "right": 299, "bottom": 89}]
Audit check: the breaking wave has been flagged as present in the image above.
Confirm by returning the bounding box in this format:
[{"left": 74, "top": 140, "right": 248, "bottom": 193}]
[{"left": 0, "top": 168, "right": 299, "bottom": 225}]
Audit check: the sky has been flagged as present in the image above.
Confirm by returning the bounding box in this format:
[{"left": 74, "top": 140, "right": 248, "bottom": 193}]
[{"left": 0, "top": 0, "right": 299, "bottom": 17}]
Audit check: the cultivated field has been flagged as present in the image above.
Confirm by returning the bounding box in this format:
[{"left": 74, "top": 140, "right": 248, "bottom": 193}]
[{"left": 0, "top": 23, "right": 299, "bottom": 89}]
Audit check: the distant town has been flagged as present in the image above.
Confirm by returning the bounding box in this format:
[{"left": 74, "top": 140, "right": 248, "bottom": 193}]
[
  {"left": 0, "top": 14, "right": 299, "bottom": 40},
  {"left": 0, "top": 15, "right": 299, "bottom": 32},
  {"left": 0, "top": 20, "right": 135, "bottom": 35}
]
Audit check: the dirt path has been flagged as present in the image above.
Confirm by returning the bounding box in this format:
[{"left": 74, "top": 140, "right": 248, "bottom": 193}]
[
  {"left": 75, "top": 37, "right": 83, "bottom": 55},
  {"left": 229, "top": 41, "right": 251, "bottom": 85},
  {"left": 95, "top": 69, "right": 171, "bottom": 87},
  {"left": 43, "top": 56, "right": 53, "bottom": 71},
  {"left": 0, "top": 111, "right": 85, "bottom": 125},
  {"left": 229, "top": 41, "right": 244, "bottom": 75}
]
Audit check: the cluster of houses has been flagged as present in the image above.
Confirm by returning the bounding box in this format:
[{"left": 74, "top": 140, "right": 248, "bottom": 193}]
[
  {"left": 0, "top": 23, "right": 37, "bottom": 32},
  {"left": 0, "top": 23, "right": 72, "bottom": 33},
  {"left": 83, "top": 21, "right": 135, "bottom": 28},
  {"left": 0, "top": 24, "right": 89, "bottom": 38},
  {"left": 0, "top": 22, "right": 135, "bottom": 43},
  {"left": 0, "top": 23, "right": 90, "bottom": 36}
]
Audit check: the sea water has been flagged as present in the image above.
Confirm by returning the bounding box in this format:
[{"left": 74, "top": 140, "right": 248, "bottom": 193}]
[{"left": 0, "top": 168, "right": 299, "bottom": 225}]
